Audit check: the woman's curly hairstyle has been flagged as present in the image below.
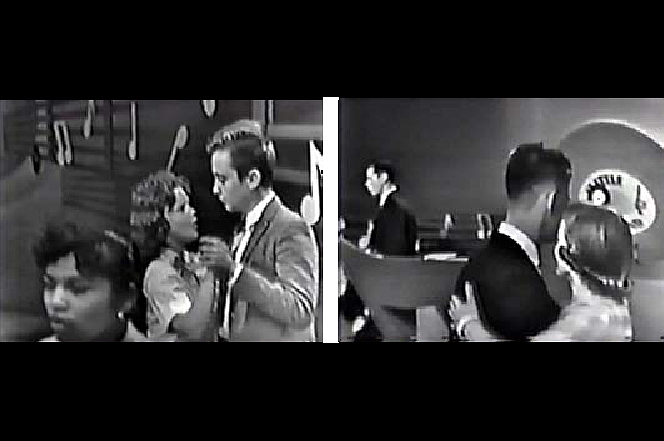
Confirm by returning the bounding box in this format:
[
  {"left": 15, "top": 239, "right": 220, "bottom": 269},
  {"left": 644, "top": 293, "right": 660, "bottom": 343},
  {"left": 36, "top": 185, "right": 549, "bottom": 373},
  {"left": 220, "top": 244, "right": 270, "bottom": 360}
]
[{"left": 130, "top": 170, "right": 191, "bottom": 264}]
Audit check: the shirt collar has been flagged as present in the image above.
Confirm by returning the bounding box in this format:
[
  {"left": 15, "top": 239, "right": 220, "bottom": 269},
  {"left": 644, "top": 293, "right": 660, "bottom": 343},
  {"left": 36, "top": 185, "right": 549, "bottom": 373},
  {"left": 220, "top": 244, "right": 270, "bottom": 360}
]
[
  {"left": 379, "top": 185, "right": 397, "bottom": 207},
  {"left": 245, "top": 191, "right": 276, "bottom": 230},
  {"left": 498, "top": 222, "right": 540, "bottom": 268}
]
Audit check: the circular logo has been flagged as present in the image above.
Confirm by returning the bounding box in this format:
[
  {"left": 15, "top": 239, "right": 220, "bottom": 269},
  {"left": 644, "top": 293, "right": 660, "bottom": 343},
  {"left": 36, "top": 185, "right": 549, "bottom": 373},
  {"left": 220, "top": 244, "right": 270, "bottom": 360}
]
[{"left": 579, "top": 169, "right": 657, "bottom": 234}]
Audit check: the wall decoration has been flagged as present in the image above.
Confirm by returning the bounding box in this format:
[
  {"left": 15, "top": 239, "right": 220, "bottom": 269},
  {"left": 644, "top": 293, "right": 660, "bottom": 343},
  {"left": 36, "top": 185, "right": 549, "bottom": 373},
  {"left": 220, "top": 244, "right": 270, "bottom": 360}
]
[
  {"left": 300, "top": 140, "right": 323, "bottom": 226},
  {"left": 167, "top": 125, "right": 189, "bottom": 172},
  {"left": 579, "top": 169, "right": 657, "bottom": 234},
  {"left": 53, "top": 121, "right": 72, "bottom": 166},
  {"left": 202, "top": 100, "right": 216, "bottom": 118},
  {"left": 83, "top": 100, "right": 95, "bottom": 139},
  {"left": 128, "top": 101, "right": 138, "bottom": 160}
]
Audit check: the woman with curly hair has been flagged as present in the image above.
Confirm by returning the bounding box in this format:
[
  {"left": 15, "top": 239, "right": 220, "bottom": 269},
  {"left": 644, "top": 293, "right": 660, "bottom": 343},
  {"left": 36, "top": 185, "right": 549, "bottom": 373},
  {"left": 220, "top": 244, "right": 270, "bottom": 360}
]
[{"left": 131, "top": 171, "right": 217, "bottom": 342}]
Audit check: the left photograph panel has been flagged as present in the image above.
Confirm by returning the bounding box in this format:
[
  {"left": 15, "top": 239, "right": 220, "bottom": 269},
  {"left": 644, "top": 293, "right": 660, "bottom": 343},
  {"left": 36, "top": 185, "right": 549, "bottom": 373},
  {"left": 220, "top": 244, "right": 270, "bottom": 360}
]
[{"left": 0, "top": 99, "right": 323, "bottom": 342}]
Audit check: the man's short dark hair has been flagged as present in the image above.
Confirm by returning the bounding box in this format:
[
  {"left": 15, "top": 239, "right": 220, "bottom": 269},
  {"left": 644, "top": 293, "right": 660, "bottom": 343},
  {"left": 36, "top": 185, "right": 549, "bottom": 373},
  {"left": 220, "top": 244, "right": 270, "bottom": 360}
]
[
  {"left": 506, "top": 143, "right": 572, "bottom": 201},
  {"left": 208, "top": 134, "right": 275, "bottom": 189},
  {"left": 368, "top": 160, "right": 397, "bottom": 184}
]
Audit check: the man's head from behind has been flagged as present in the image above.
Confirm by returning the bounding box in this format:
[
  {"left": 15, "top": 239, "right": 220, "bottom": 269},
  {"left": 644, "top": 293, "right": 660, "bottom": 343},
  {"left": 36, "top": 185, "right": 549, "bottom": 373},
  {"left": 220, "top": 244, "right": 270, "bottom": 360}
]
[
  {"left": 505, "top": 143, "right": 572, "bottom": 243},
  {"left": 365, "top": 160, "right": 396, "bottom": 197},
  {"left": 207, "top": 120, "right": 276, "bottom": 214}
]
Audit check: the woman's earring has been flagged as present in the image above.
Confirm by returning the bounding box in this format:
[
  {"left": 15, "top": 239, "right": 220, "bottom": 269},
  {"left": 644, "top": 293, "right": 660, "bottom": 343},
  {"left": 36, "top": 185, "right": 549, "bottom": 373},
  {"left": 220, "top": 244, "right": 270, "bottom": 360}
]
[{"left": 117, "top": 311, "right": 125, "bottom": 320}]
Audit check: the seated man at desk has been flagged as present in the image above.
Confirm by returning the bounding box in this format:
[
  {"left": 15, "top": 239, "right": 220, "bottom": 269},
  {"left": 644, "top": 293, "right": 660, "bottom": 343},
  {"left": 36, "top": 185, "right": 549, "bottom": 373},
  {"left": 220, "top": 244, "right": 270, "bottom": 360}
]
[{"left": 342, "top": 160, "right": 418, "bottom": 342}]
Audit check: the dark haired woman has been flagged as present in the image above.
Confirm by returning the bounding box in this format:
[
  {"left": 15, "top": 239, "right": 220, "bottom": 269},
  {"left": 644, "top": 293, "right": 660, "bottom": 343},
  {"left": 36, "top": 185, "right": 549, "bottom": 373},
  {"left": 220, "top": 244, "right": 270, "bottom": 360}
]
[{"left": 34, "top": 223, "right": 162, "bottom": 342}]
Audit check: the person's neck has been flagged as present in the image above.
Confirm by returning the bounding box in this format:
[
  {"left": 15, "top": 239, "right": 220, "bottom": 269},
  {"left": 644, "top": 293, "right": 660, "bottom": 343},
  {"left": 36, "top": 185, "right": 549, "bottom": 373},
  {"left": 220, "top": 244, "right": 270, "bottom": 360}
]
[
  {"left": 241, "top": 188, "right": 272, "bottom": 216},
  {"left": 504, "top": 209, "right": 540, "bottom": 244},
  {"left": 379, "top": 183, "right": 397, "bottom": 203},
  {"left": 165, "top": 238, "right": 186, "bottom": 252}
]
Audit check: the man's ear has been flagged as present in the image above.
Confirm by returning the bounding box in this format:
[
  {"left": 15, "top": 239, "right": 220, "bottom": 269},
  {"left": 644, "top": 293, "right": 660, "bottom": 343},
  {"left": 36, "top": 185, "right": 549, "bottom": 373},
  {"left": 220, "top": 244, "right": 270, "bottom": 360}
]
[
  {"left": 246, "top": 169, "right": 262, "bottom": 190},
  {"left": 546, "top": 191, "right": 557, "bottom": 213}
]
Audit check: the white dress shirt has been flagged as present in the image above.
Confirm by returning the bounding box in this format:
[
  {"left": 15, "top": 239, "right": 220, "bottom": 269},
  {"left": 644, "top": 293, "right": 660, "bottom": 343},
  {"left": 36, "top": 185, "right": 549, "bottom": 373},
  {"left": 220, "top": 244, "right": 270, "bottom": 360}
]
[{"left": 379, "top": 184, "right": 397, "bottom": 207}]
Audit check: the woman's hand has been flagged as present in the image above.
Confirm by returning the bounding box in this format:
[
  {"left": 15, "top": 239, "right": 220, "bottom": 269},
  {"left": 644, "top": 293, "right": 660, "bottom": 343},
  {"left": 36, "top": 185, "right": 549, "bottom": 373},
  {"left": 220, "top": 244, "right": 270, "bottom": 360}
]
[
  {"left": 449, "top": 281, "right": 499, "bottom": 341},
  {"left": 199, "top": 236, "right": 234, "bottom": 271},
  {"left": 449, "top": 281, "right": 480, "bottom": 324}
]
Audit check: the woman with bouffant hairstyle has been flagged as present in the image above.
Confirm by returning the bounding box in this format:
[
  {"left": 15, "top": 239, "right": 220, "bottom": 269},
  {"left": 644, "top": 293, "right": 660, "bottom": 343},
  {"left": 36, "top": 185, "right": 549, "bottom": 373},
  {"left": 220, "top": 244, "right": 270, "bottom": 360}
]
[
  {"left": 131, "top": 171, "right": 217, "bottom": 342},
  {"left": 532, "top": 203, "right": 633, "bottom": 341}
]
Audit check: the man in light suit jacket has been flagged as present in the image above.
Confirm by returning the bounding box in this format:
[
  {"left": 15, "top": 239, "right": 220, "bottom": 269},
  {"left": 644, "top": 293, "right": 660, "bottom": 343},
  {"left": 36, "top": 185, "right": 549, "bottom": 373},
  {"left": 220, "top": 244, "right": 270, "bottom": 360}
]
[{"left": 199, "top": 121, "right": 319, "bottom": 342}]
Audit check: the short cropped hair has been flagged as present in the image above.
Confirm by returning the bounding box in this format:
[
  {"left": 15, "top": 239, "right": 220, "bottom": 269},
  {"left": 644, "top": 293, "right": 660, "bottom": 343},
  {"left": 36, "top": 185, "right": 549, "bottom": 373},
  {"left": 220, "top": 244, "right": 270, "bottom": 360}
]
[
  {"left": 367, "top": 160, "right": 397, "bottom": 184},
  {"left": 506, "top": 143, "right": 572, "bottom": 201},
  {"left": 33, "top": 222, "right": 139, "bottom": 307},
  {"left": 207, "top": 120, "right": 275, "bottom": 189}
]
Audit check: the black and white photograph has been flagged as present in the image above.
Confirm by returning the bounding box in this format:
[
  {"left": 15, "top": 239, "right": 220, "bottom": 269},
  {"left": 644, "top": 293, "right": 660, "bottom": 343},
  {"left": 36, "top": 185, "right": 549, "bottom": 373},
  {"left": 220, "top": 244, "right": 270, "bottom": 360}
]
[
  {"left": 338, "top": 98, "right": 664, "bottom": 342},
  {"left": 0, "top": 99, "right": 323, "bottom": 342}
]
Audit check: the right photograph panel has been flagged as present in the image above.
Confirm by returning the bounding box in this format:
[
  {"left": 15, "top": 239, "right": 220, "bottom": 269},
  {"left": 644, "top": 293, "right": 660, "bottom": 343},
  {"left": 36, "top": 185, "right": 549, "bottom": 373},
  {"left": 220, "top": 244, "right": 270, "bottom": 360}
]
[{"left": 337, "top": 98, "right": 664, "bottom": 342}]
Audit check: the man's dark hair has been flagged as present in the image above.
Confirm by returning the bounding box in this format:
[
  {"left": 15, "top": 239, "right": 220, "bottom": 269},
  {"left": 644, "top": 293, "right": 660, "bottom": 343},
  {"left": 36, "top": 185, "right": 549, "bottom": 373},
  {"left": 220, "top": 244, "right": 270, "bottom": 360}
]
[
  {"left": 208, "top": 134, "right": 275, "bottom": 189},
  {"left": 368, "top": 160, "right": 397, "bottom": 184},
  {"left": 33, "top": 222, "right": 139, "bottom": 308},
  {"left": 506, "top": 143, "right": 572, "bottom": 201}
]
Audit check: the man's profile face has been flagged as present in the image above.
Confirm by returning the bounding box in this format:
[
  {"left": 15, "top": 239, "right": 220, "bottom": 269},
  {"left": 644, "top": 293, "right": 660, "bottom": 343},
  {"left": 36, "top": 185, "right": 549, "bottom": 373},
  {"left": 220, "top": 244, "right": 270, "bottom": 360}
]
[
  {"left": 211, "top": 150, "right": 250, "bottom": 213},
  {"left": 365, "top": 167, "right": 386, "bottom": 197}
]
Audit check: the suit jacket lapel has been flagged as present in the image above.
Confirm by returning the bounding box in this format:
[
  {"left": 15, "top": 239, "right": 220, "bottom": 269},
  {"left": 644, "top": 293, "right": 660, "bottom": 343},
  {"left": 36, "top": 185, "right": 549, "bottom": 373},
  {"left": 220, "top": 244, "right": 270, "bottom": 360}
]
[{"left": 242, "top": 197, "right": 281, "bottom": 264}]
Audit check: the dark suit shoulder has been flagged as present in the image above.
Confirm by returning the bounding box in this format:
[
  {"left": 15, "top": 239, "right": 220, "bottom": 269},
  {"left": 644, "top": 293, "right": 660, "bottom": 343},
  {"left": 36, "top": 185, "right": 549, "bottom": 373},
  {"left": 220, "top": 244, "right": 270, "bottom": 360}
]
[
  {"left": 386, "top": 194, "right": 414, "bottom": 215},
  {"left": 458, "top": 233, "right": 561, "bottom": 340}
]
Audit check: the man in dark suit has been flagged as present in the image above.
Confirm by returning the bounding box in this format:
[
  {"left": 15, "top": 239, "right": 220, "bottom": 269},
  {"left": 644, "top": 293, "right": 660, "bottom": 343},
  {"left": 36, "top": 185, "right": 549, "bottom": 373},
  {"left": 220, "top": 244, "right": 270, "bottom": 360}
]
[
  {"left": 446, "top": 143, "right": 572, "bottom": 341},
  {"left": 200, "top": 120, "right": 319, "bottom": 342},
  {"left": 346, "top": 161, "right": 418, "bottom": 342}
]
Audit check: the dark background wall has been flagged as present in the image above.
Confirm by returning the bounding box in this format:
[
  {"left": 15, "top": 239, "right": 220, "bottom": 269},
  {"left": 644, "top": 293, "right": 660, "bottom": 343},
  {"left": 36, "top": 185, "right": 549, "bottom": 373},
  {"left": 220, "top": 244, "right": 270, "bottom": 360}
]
[{"left": 339, "top": 98, "right": 664, "bottom": 260}]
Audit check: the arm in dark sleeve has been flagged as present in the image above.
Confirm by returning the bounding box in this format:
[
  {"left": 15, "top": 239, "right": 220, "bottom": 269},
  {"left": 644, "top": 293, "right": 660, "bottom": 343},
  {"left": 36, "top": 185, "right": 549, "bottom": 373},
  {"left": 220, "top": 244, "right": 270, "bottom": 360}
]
[
  {"left": 405, "top": 211, "right": 418, "bottom": 256},
  {"left": 477, "top": 266, "right": 561, "bottom": 341},
  {"left": 234, "top": 222, "right": 319, "bottom": 329}
]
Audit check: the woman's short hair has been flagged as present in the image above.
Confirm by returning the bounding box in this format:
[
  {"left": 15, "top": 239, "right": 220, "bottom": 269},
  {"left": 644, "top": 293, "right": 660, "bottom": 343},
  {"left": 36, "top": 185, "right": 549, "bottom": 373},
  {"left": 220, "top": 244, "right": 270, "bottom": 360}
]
[
  {"left": 130, "top": 170, "right": 191, "bottom": 262},
  {"left": 33, "top": 222, "right": 139, "bottom": 307},
  {"left": 558, "top": 203, "right": 633, "bottom": 298},
  {"left": 206, "top": 120, "right": 275, "bottom": 189}
]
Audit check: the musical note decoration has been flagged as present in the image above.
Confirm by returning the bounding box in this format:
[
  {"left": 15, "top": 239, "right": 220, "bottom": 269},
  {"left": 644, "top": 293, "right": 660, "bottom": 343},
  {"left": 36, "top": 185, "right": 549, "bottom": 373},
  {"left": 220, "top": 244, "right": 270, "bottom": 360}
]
[
  {"left": 300, "top": 140, "right": 323, "bottom": 226},
  {"left": 128, "top": 102, "right": 138, "bottom": 160},
  {"left": 167, "top": 125, "right": 189, "bottom": 172},
  {"left": 202, "top": 100, "right": 217, "bottom": 118},
  {"left": 53, "top": 121, "right": 73, "bottom": 166},
  {"left": 83, "top": 100, "right": 95, "bottom": 139}
]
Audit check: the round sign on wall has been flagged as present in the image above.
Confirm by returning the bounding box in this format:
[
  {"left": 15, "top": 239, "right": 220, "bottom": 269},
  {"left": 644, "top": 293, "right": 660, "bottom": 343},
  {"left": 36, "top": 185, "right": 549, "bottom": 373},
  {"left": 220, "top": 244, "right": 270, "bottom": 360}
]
[{"left": 579, "top": 169, "right": 657, "bottom": 234}]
